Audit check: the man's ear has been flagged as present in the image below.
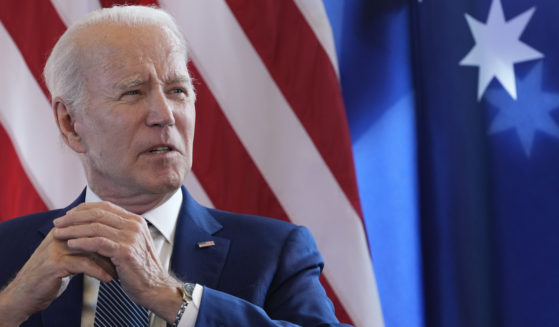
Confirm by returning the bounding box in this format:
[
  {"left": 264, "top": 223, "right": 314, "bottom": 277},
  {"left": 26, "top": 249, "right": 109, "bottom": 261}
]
[{"left": 53, "top": 99, "right": 85, "bottom": 153}]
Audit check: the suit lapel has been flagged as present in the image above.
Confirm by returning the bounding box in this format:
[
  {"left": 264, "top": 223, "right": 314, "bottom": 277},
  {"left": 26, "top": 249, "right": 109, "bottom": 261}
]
[
  {"left": 36, "top": 189, "right": 86, "bottom": 236},
  {"left": 37, "top": 189, "right": 86, "bottom": 327},
  {"left": 170, "top": 187, "right": 230, "bottom": 289}
]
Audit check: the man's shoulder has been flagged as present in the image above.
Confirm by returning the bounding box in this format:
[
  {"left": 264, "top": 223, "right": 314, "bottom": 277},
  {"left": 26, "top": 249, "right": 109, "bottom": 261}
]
[
  {"left": 0, "top": 208, "right": 66, "bottom": 233},
  {"left": 204, "top": 207, "right": 319, "bottom": 256},
  {"left": 207, "top": 207, "right": 298, "bottom": 236},
  {"left": 0, "top": 210, "right": 67, "bottom": 259},
  {"left": 0, "top": 189, "right": 85, "bottom": 233}
]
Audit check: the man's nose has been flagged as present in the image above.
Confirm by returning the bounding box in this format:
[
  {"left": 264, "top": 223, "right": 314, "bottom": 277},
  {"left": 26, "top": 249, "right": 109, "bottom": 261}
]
[{"left": 146, "top": 90, "right": 175, "bottom": 127}]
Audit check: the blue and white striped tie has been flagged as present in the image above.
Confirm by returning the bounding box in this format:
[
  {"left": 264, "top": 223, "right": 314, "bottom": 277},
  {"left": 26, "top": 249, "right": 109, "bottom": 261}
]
[{"left": 94, "top": 279, "right": 150, "bottom": 327}]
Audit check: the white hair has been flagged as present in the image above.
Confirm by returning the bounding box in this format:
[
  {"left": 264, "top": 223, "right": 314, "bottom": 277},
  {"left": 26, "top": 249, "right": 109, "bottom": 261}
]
[{"left": 43, "top": 5, "right": 192, "bottom": 111}]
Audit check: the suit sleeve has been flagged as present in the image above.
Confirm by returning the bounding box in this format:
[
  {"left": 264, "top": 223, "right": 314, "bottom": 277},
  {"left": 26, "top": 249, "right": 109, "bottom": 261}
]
[{"left": 194, "top": 226, "right": 352, "bottom": 327}]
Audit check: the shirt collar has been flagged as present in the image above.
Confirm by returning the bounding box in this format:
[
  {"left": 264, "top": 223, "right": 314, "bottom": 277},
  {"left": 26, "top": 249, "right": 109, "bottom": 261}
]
[{"left": 85, "top": 186, "right": 183, "bottom": 244}]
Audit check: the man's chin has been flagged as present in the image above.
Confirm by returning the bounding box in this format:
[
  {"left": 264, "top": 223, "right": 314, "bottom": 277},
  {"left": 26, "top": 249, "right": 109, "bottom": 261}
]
[{"left": 143, "top": 173, "right": 184, "bottom": 194}]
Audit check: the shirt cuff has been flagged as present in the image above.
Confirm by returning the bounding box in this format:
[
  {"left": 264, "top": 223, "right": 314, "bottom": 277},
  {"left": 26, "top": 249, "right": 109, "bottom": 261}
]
[{"left": 177, "top": 284, "right": 203, "bottom": 327}]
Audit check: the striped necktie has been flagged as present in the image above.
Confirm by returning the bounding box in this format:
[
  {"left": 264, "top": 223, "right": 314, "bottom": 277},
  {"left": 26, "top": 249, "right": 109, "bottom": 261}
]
[{"left": 94, "top": 279, "right": 150, "bottom": 327}]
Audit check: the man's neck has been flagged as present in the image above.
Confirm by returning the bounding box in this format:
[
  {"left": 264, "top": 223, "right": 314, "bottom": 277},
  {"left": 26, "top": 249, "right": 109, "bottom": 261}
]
[{"left": 86, "top": 185, "right": 179, "bottom": 214}]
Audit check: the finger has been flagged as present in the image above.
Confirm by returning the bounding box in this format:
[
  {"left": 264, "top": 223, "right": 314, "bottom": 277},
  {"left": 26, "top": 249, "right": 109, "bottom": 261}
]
[
  {"left": 69, "top": 201, "right": 143, "bottom": 222},
  {"left": 79, "top": 202, "right": 146, "bottom": 225},
  {"left": 53, "top": 223, "right": 120, "bottom": 241},
  {"left": 66, "top": 236, "right": 152, "bottom": 273},
  {"left": 54, "top": 207, "right": 128, "bottom": 229},
  {"left": 37, "top": 235, "right": 115, "bottom": 280},
  {"left": 86, "top": 253, "right": 118, "bottom": 279},
  {"left": 63, "top": 254, "right": 114, "bottom": 283},
  {"left": 66, "top": 237, "right": 121, "bottom": 261}
]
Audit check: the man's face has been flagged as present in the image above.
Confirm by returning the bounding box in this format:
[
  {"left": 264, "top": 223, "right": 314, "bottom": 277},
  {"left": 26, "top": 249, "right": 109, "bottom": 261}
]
[{"left": 71, "top": 24, "right": 195, "bottom": 199}]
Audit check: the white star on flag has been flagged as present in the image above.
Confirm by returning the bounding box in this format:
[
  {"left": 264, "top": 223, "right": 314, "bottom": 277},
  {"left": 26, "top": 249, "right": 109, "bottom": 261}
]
[
  {"left": 460, "top": 0, "right": 543, "bottom": 100},
  {"left": 487, "top": 63, "right": 559, "bottom": 156}
]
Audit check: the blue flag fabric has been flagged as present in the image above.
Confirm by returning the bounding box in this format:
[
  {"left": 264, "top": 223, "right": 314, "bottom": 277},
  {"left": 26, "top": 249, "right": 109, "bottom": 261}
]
[
  {"left": 412, "top": 0, "right": 559, "bottom": 326},
  {"left": 325, "top": 1, "right": 424, "bottom": 327},
  {"left": 327, "top": 0, "right": 559, "bottom": 326}
]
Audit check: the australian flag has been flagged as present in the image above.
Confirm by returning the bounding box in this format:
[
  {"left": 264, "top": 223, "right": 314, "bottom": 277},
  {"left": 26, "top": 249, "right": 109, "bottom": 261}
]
[{"left": 329, "top": 0, "right": 559, "bottom": 326}]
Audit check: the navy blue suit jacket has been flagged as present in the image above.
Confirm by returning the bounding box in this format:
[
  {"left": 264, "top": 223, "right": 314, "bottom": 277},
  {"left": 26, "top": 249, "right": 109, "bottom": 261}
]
[{"left": 0, "top": 187, "right": 348, "bottom": 326}]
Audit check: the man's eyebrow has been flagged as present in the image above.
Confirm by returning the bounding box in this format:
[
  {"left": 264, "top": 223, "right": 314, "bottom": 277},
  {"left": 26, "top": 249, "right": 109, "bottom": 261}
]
[
  {"left": 114, "top": 75, "right": 189, "bottom": 90},
  {"left": 115, "top": 77, "right": 146, "bottom": 90},
  {"left": 166, "top": 75, "right": 190, "bottom": 85}
]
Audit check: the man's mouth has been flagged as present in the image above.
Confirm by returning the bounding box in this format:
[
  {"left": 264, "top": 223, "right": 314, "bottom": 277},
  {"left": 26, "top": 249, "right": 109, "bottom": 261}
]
[{"left": 149, "top": 146, "right": 173, "bottom": 153}]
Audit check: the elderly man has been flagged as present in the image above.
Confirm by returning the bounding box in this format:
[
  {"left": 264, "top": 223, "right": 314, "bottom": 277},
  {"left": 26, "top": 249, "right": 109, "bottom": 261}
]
[{"left": 0, "top": 5, "right": 346, "bottom": 327}]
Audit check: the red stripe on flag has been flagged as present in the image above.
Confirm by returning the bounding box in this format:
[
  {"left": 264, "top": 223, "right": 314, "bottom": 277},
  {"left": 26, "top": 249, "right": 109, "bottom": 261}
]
[
  {"left": 0, "top": 1, "right": 66, "bottom": 98},
  {"left": 190, "top": 64, "right": 353, "bottom": 325},
  {"left": 320, "top": 275, "right": 352, "bottom": 325},
  {"left": 190, "top": 64, "right": 288, "bottom": 220},
  {"left": 0, "top": 125, "right": 48, "bottom": 221},
  {"left": 0, "top": 1, "right": 65, "bottom": 219},
  {"left": 225, "top": 0, "right": 363, "bottom": 218}
]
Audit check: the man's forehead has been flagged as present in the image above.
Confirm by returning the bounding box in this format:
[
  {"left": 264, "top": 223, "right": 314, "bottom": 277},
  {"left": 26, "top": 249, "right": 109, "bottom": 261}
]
[
  {"left": 75, "top": 23, "right": 188, "bottom": 87},
  {"left": 76, "top": 22, "right": 184, "bottom": 59},
  {"left": 114, "top": 73, "right": 190, "bottom": 89},
  {"left": 78, "top": 22, "right": 171, "bottom": 41}
]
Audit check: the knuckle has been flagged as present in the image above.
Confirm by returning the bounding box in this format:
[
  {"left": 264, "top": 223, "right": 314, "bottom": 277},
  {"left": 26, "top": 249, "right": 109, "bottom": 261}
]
[
  {"left": 99, "top": 201, "right": 111, "bottom": 208},
  {"left": 100, "top": 237, "right": 120, "bottom": 254},
  {"left": 120, "top": 245, "right": 135, "bottom": 260},
  {"left": 97, "top": 208, "right": 109, "bottom": 219},
  {"left": 88, "top": 208, "right": 102, "bottom": 220},
  {"left": 103, "top": 201, "right": 120, "bottom": 212},
  {"left": 129, "top": 221, "right": 143, "bottom": 234},
  {"left": 97, "top": 237, "right": 111, "bottom": 249},
  {"left": 131, "top": 214, "right": 143, "bottom": 222},
  {"left": 91, "top": 222, "right": 105, "bottom": 234}
]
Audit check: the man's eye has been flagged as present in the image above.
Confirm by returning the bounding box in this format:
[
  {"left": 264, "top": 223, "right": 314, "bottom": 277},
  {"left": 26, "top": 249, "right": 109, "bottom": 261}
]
[
  {"left": 123, "top": 90, "right": 140, "bottom": 96},
  {"left": 170, "top": 88, "right": 186, "bottom": 94}
]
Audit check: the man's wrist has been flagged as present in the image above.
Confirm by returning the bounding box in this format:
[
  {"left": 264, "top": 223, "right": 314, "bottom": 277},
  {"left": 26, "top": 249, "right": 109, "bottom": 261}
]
[
  {"left": 0, "top": 282, "right": 30, "bottom": 327},
  {"left": 144, "top": 279, "right": 185, "bottom": 324}
]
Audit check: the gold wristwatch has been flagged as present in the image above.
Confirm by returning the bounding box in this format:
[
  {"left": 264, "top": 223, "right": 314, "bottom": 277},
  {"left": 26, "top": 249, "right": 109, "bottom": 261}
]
[{"left": 173, "top": 283, "right": 195, "bottom": 326}]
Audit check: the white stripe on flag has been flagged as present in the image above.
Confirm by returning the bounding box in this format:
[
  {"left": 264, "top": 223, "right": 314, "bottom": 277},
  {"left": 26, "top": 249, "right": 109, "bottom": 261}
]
[
  {"left": 0, "top": 22, "right": 85, "bottom": 209},
  {"left": 50, "top": 0, "right": 101, "bottom": 27},
  {"left": 184, "top": 172, "right": 214, "bottom": 209},
  {"left": 159, "top": 1, "right": 384, "bottom": 326},
  {"left": 293, "top": 0, "right": 340, "bottom": 77}
]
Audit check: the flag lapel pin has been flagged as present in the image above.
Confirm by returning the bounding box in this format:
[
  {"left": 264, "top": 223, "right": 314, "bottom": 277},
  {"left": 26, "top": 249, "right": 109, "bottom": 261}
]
[{"left": 197, "top": 240, "right": 216, "bottom": 248}]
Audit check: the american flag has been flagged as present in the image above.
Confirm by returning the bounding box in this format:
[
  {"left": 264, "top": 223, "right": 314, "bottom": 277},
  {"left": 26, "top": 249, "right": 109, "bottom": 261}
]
[{"left": 0, "top": 1, "right": 383, "bottom": 326}]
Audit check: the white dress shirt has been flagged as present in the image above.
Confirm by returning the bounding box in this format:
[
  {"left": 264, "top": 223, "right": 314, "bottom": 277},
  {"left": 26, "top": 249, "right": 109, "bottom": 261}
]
[{"left": 80, "top": 187, "right": 203, "bottom": 327}]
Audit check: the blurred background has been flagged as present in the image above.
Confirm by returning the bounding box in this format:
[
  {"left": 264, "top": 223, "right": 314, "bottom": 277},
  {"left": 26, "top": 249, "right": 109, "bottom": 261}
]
[{"left": 2, "top": 0, "right": 559, "bottom": 327}]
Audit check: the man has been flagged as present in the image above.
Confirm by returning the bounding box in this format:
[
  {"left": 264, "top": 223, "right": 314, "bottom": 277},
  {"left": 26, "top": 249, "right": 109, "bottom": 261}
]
[{"left": 0, "top": 5, "right": 347, "bottom": 327}]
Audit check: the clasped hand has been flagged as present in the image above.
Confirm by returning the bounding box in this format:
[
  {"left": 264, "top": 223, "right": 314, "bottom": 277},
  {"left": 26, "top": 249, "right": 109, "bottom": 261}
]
[{"left": 0, "top": 202, "right": 181, "bottom": 325}]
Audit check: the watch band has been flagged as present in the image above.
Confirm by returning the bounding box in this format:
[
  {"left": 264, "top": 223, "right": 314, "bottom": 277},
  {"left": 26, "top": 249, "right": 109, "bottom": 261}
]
[{"left": 172, "top": 283, "right": 195, "bottom": 327}]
